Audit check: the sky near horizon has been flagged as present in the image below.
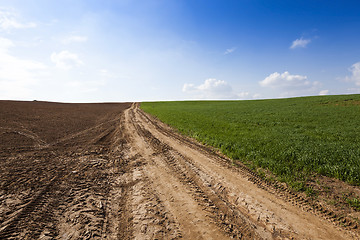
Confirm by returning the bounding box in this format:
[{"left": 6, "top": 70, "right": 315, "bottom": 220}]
[{"left": 1, "top": 0, "right": 360, "bottom": 102}]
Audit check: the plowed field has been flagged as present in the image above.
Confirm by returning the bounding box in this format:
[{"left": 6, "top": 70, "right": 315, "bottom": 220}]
[{"left": 0, "top": 101, "right": 359, "bottom": 239}]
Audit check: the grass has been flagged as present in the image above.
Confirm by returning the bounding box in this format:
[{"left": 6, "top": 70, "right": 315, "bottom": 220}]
[
  {"left": 347, "top": 197, "right": 360, "bottom": 210},
  {"left": 141, "top": 94, "right": 360, "bottom": 190}
]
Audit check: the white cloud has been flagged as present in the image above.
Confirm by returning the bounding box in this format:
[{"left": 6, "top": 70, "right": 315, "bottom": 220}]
[
  {"left": 0, "top": 37, "right": 47, "bottom": 99},
  {"left": 260, "top": 71, "right": 321, "bottom": 97},
  {"left": 183, "top": 78, "right": 248, "bottom": 99},
  {"left": 319, "top": 90, "right": 329, "bottom": 95},
  {"left": 0, "top": 8, "right": 36, "bottom": 31},
  {"left": 290, "top": 37, "right": 311, "bottom": 49},
  {"left": 344, "top": 62, "right": 360, "bottom": 86},
  {"left": 224, "top": 47, "right": 236, "bottom": 55},
  {"left": 51, "top": 50, "right": 83, "bottom": 70},
  {"left": 260, "top": 71, "right": 310, "bottom": 88},
  {"left": 62, "top": 35, "right": 88, "bottom": 44}
]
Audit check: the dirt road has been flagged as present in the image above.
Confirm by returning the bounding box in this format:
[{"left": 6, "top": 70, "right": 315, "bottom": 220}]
[{"left": 0, "top": 101, "right": 358, "bottom": 239}]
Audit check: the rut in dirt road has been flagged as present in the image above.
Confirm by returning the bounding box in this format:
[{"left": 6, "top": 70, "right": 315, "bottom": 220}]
[{"left": 124, "top": 103, "right": 359, "bottom": 240}]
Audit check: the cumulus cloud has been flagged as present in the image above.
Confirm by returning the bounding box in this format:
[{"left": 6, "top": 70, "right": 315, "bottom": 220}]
[
  {"left": 62, "top": 35, "right": 88, "bottom": 44},
  {"left": 260, "top": 71, "right": 321, "bottom": 97},
  {"left": 183, "top": 78, "right": 248, "bottom": 99},
  {"left": 0, "top": 37, "right": 47, "bottom": 99},
  {"left": 319, "top": 90, "right": 329, "bottom": 95},
  {"left": 260, "top": 71, "right": 311, "bottom": 88},
  {"left": 344, "top": 62, "right": 360, "bottom": 86},
  {"left": 0, "top": 8, "right": 36, "bottom": 31},
  {"left": 290, "top": 37, "right": 311, "bottom": 49},
  {"left": 51, "top": 50, "right": 83, "bottom": 70},
  {"left": 224, "top": 47, "right": 236, "bottom": 55}
]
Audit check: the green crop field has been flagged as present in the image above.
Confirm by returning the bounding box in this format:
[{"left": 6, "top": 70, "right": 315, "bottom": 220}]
[{"left": 141, "top": 94, "right": 360, "bottom": 190}]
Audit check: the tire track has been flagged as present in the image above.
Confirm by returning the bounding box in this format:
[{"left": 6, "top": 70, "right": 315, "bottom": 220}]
[
  {"left": 0, "top": 103, "right": 133, "bottom": 240},
  {"left": 134, "top": 103, "right": 358, "bottom": 239},
  {"left": 138, "top": 107, "right": 360, "bottom": 232},
  {"left": 0, "top": 175, "right": 59, "bottom": 239},
  {"left": 131, "top": 106, "right": 268, "bottom": 239},
  {"left": 124, "top": 105, "right": 231, "bottom": 239}
]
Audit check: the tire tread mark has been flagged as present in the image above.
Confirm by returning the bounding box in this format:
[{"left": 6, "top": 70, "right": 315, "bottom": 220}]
[{"left": 138, "top": 106, "right": 359, "bottom": 234}]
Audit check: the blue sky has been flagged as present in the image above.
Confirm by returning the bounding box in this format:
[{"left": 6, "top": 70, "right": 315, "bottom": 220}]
[{"left": 1, "top": 0, "right": 360, "bottom": 102}]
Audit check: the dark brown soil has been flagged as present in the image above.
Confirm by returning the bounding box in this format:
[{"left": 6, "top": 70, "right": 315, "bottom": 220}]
[{"left": 0, "top": 101, "right": 131, "bottom": 239}]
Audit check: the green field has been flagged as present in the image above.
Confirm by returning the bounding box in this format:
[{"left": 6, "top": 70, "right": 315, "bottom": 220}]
[{"left": 141, "top": 94, "right": 360, "bottom": 190}]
